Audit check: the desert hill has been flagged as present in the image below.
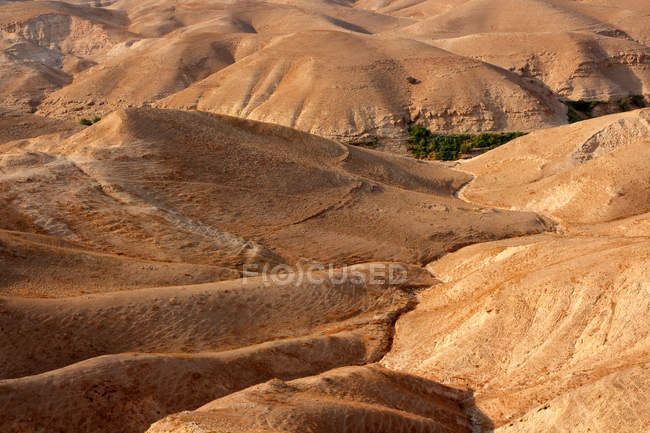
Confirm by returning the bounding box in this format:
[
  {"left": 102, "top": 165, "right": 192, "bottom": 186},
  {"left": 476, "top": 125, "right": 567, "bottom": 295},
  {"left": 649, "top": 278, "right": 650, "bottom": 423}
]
[
  {"left": 0, "top": 262, "right": 436, "bottom": 431},
  {"left": 430, "top": 32, "right": 649, "bottom": 101},
  {"left": 0, "top": 108, "right": 550, "bottom": 280},
  {"left": 157, "top": 30, "right": 564, "bottom": 144},
  {"left": 382, "top": 231, "right": 649, "bottom": 432},
  {"left": 130, "top": 108, "right": 648, "bottom": 433},
  {"left": 0, "top": 1, "right": 649, "bottom": 433},
  {"left": 0, "top": 228, "right": 239, "bottom": 297},
  {"left": 383, "top": 109, "right": 650, "bottom": 432},
  {"left": 460, "top": 108, "right": 650, "bottom": 228},
  {"left": 0, "top": 112, "right": 647, "bottom": 433},
  {"left": 0, "top": 0, "right": 647, "bottom": 148},
  {"left": 399, "top": 0, "right": 648, "bottom": 42},
  {"left": 147, "top": 365, "right": 489, "bottom": 433}
]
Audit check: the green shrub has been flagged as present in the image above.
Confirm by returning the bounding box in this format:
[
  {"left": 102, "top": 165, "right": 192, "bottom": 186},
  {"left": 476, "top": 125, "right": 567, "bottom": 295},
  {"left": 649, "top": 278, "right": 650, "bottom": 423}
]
[
  {"left": 92, "top": 116, "right": 102, "bottom": 123},
  {"left": 406, "top": 125, "right": 433, "bottom": 159},
  {"left": 407, "top": 127, "right": 527, "bottom": 160},
  {"left": 567, "top": 108, "right": 581, "bottom": 123},
  {"left": 631, "top": 94, "right": 646, "bottom": 108},
  {"left": 436, "top": 141, "right": 460, "bottom": 160},
  {"left": 618, "top": 99, "right": 629, "bottom": 111},
  {"left": 346, "top": 137, "right": 378, "bottom": 148},
  {"left": 79, "top": 118, "right": 92, "bottom": 126},
  {"left": 568, "top": 100, "right": 600, "bottom": 116}
]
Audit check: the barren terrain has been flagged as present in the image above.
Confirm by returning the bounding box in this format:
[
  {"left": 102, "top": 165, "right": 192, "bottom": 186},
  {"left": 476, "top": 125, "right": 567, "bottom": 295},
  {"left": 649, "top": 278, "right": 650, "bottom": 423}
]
[
  {"left": 1, "top": 0, "right": 648, "bottom": 149},
  {"left": 0, "top": 1, "right": 648, "bottom": 433}
]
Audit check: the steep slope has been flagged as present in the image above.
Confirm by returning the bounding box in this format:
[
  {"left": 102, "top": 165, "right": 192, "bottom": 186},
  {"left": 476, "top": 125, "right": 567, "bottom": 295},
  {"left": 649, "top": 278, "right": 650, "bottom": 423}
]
[
  {"left": 0, "top": 0, "right": 131, "bottom": 113},
  {"left": 0, "top": 108, "right": 550, "bottom": 273},
  {"left": 158, "top": 31, "right": 565, "bottom": 143},
  {"left": 143, "top": 98, "right": 650, "bottom": 433},
  {"left": 431, "top": 32, "right": 649, "bottom": 101},
  {"left": 0, "top": 0, "right": 131, "bottom": 60},
  {"left": 460, "top": 108, "right": 650, "bottom": 227},
  {"left": 0, "top": 263, "right": 435, "bottom": 431},
  {"left": 147, "top": 365, "right": 487, "bottom": 433},
  {"left": 382, "top": 233, "right": 650, "bottom": 432},
  {"left": 0, "top": 41, "right": 72, "bottom": 114}
]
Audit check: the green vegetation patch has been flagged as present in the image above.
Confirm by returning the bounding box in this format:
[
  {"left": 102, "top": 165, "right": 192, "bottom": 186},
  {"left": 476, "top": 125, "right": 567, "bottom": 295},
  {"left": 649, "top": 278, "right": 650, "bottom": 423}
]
[
  {"left": 407, "top": 125, "right": 527, "bottom": 160},
  {"left": 568, "top": 100, "right": 601, "bottom": 116},
  {"left": 567, "top": 108, "right": 581, "bottom": 124},
  {"left": 566, "top": 99, "right": 601, "bottom": 123},
  {"left": 80, "top": 116, "right": 102, "bottom": 126},
  {"left": 566, "top": 95, "right": 647, "bottom": 123},
  {"left": 631, "top": 94, "right": 646, "bottom": 108},
  {"left": 346, "top": 137, "right": 378, "bottom": 148}
]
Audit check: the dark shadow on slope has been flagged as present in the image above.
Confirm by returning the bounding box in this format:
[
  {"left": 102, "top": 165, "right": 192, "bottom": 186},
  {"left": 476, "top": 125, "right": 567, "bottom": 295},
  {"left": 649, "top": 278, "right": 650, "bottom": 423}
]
[
  {"left": 325, "top": 16, "right": 372, "bottom": 34},
  {"left": 146, "top": 364, "right": 495, "bottom": 433}
]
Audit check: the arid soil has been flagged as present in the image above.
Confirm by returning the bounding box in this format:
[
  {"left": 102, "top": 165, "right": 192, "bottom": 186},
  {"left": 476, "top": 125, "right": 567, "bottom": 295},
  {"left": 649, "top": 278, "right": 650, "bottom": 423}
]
[
  {"left": 0, "top": 1, "right": 649, "bottom": 433},
  {"left": 140, "top": 109, "right": 650, "bottom": 433},
  {"left": 1, "top": 107, "right": 648, "bottom": 433},
  {"left": 1, "top": 0, "right": 648, "bottom": 149}
]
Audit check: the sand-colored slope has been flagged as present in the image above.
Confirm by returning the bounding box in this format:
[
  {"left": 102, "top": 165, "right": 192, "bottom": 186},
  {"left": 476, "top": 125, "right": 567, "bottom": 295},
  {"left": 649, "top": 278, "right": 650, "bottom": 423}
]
[
  {"left": 0, "top": 0, "right": 131, "bottom": 57},
  {"left": 0, "top": 229, "right": 238, "bottom": 297},
  {"left": 0, "top": 332, "right": 384, "bottom": 433},
  {"left": 549, "top": 0, "right": 650, "bottom": 46},
  {"left": 354, "top": 0, "right": 472, "bottom": 19},
  {"left": 381, "top": 233, "right": 649, "bottom": 431},
  {"left": 402, "top": 0, "right": 636, "bottom": 39},
  {"left": 140, "top": 95, "right": 649, "bottom": 433},
  {"left": 460, "top": 108, "right": 650, "bottom": 227},
  {"left": 0, "top": 0, "right": 132, "bottom": 115},
  {"left": 0, "top": 262, "right": 434, "bottom": 379},
  {"left": 0, "top": 41, "right": 72, "bottom": 114},
  {"left": 3, "top": 0, "right": 648, "bottom": 146},
  {"left": 377, "top": 112, "right": 650, "bottom": 432},
  {"left": 431, "top": 32, "right": 649, "bottom": 101},
  {"left": 0, "top": 113, "right": 79, "bottom": 144},
  {"left": 146, "top": 365, "right": 486, "bottom": 433},
  {"left": 578, "top": 0, "right": 650, "bottom": 13},
  {"left": 0, "top": 262, "right": 436, "bottom": 432},
  {"left": 158, "top": 30, "right": 565, "bottom": 141},
  {"left": 0, "top": 108, "right": 550, "bottom": 433},
  {"left": 35, "top": 0, "right": 410, "bottom": 119},
  {"left": 0, "top": 108, "right": 550, "bottom": 271},
  {"left": 110, "top": 0, "right": 406, "bottom": 37},
  {"left": 36, "top": 30, "right": 251, "bottom": 118},
  {"left": 495, "top": 361, "right": 650, "bottom": 433},
  {"left": 138, "top": 236, "right": 649, "bottom": 433}
]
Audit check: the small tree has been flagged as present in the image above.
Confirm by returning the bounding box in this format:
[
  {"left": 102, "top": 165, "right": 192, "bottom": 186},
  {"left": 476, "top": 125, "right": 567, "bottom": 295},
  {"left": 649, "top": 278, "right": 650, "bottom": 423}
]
[
  {"left": 407, "top": 125, "right": 433, "bottom": 159},
  {"left": 631, "top": 94, "right": 646, "bottom": 108}
]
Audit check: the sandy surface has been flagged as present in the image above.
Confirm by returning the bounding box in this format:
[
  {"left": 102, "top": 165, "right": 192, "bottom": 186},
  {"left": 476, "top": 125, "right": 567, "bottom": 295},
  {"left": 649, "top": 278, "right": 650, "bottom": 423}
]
[
  {"left": 139, "top": 109, "right": 648, "bottom": 433},
  {"left": 0, "top": 1, "right": 648, "bottom": 432},
  {"left": 1, "top": 0, "right": 648, "bottom": 149}
]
